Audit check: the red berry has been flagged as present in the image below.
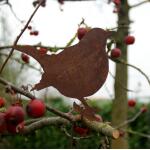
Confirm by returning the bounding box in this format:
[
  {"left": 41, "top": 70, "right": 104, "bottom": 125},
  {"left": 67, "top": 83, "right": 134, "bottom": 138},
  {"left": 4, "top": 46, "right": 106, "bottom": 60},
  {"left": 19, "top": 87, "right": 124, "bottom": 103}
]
[
  {"left": 33, "top": 30, "right": 39, "bottom": 36},
  {"left": 21, "top": 53, "right": 30, "bottom": 63},
  {"left": 27, "top": 25, "right": 32, "bottom": 30},
  {"left": 39, "top": 47, "right": 48, "bottom": 55},
  {"left": 128, "top": 99, "right": 136, "bottom": 107},
  {"left": 30, "top": 31, "right": 34, "bottom": 36},
  {"left": 26, "top": 99, "right": 46, "bottom": 118},
  {"left": 6, "top": 124, "right": 17, "bottom": 133},
  {"left": 111, "top": 48, "right": 121, "bottom": 58},
  {"left": 0, "top": 112, "right": 7, "bottom": 133},
  {"left": 119, "top": 130, "right": 125, "bottom": 137},
  {"left": 77, "top": 27, "right": 89, "bottom": 40},
  {"left": 73, "top": 125, "right": 89, "bottom": 136},
  {"left": 113, "top": 0, "right": 121, "bottom": 5},
  {"left": 5, "top": 106, "right": 25, "bottom": 126},
  {"left": 41, "top": 0, "right": 46, "bottom": 7},
  {"left": 0, "top": 97, "right": 5, "bottom": 107},
  {"left": 141, "top": 106, "right": 147, "bottom": 113},
  {"left": 124, "top": 35, "right": 135, "bottom": 45}
]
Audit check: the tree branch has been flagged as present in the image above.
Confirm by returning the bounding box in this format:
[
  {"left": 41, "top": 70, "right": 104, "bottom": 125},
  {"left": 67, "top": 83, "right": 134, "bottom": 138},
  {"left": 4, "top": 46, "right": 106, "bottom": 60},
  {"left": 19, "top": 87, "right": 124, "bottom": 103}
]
[
  {"left": 115, "top": 110, "right": 142, "bottom": 129},
  {"left": 109, "top": 71, "right": 135, "bottom": 92},
  {"left": 109, "top": 57, "right": 150, "bottom": 87},
  {"left": 126, "top": 129, "right": 150, "bottom": 139},
  {"left": 130, "top": 0, "right": 150, "bottom": 8},
  {"left": 0, "top": 52, "right": 42, "bottom": 73},
  {"left": 0, "top": 76, "right": 72, "bottom": 122},
  {"left": 83, "top": 118, "right": 119, "bottom": 139},
  {"left": 0, "top": 45, "right": 65, "bottom": 52},
  {"left": 0, "top": 0, "right": 44, "bottom": 74},
  {"left": 22, "top": 117, "right": 69, "bottom": 134},
  {"left": 22, "top": 116, "right": 119, "bottom": 139},
  {"left": 0, "top": 76, "right": 119, "bottom": 139}
]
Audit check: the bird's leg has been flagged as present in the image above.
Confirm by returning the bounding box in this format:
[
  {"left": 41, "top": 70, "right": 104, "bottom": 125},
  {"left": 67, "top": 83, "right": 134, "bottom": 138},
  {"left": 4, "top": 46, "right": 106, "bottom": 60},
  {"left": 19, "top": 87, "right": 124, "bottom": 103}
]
[
  {"left": 78, "top": 97, "right": 97, "bottom": 121},
  {"left": 79, "top": 98, "right": 89, "bottom": 107}
]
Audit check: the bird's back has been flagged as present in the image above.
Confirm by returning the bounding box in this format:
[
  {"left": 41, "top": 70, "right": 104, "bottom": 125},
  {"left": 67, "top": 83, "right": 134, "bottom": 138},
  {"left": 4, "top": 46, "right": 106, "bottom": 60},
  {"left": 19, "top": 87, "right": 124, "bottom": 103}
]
[{"left": 51, "top": 32, "right": 109, "bottom": 98}]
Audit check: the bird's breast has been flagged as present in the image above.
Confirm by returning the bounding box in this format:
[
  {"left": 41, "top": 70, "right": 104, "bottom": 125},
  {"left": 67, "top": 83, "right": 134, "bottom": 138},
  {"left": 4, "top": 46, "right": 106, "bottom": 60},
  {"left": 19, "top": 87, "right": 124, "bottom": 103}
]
[{"left": 53, "top": 49, "right": 109, "bottom": 98}]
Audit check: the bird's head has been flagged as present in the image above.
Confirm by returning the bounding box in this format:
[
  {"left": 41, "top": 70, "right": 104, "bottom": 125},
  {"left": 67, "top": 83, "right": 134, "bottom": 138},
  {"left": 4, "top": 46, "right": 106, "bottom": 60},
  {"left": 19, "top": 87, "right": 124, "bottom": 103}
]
[{"left": 81, "top": 28, "right": 115, "bottom": 45}]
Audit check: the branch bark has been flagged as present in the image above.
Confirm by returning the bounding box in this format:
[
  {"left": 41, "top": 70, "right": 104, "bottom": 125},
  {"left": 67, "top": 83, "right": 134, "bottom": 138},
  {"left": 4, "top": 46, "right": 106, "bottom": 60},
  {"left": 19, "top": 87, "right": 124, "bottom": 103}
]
[
  {"left": 22, "top": 116, "right": 119, "bottom": 139},
  {"left": 22, "top": 117, "right": 69, "bottom": 134},
  {"left": 0, "top": 76, "right": 119, "bottom": 139}
]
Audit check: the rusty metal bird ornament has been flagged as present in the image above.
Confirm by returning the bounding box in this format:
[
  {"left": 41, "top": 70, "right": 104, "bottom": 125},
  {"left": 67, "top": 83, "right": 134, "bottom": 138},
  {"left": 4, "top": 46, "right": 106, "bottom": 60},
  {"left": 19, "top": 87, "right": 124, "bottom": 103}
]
[{"left": 13, "top": 28, "right": 112, "bottom": 120}]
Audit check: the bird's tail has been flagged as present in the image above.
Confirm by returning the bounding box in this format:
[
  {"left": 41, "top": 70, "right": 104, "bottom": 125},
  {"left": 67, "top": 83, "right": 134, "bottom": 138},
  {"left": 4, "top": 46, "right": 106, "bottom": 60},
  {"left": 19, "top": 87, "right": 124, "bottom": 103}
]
[{"left": 13, "top": 45, "right": 48, "bottom": 67}]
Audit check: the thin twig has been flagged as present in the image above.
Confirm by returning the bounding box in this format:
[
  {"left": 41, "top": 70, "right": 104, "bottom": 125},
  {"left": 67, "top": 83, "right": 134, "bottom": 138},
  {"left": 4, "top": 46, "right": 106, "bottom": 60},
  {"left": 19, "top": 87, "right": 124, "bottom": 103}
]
[
  {"left": 130, "top": 0, "right": 150, "bottom": 8},
  {"left": 109, "top": 57, "right": 150, "bottom": 87},
  {"left": 6, "top": 0, "right": 23, "bottom": 23},
  {"left": 0, "top": 45, "right": 65, "bottom": 52},
  {"left": 0, "top": 52, "right": 42, "bottom": 73},
  {"left": 0, "top": 0, "right": 44, "bottom": 74},
  {"left": 126, "top": 129, "right": 150, "bottom": 139},
  {"left": 109, "top": 71, "right": 135, "bottom": 92},
  {"left": 115, "top": 110, "right": 142, "bottom": 129},
  {"left": 61, "top": 126, "right": 92, "bottom": 140}
]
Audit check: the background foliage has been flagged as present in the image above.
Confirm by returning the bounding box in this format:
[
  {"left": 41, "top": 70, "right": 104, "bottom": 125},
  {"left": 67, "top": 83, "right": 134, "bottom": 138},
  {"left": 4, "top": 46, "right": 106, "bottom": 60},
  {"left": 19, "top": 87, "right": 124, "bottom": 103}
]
[{"left": 0, "top": 97, "right": 149, "bottom": 149}]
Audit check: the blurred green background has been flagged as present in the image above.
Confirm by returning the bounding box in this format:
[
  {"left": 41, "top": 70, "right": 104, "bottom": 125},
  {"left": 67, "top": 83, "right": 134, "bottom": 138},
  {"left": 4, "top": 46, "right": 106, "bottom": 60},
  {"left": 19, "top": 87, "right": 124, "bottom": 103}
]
[{"left": 0, "top": 97, "right": 149, "bottom": 149}]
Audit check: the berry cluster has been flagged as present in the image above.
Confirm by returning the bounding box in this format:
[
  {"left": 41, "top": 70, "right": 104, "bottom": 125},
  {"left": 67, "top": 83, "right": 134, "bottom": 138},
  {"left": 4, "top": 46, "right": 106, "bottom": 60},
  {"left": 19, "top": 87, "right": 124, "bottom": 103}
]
[
  {"left": 110, "top": 35, "right": 135, "bottom": 59},
  {"left": 0, "top": 98, "right": 46, "bottom": 134},
  {"left": 27, "top": 25, "right": 39, "bottom": 36}
]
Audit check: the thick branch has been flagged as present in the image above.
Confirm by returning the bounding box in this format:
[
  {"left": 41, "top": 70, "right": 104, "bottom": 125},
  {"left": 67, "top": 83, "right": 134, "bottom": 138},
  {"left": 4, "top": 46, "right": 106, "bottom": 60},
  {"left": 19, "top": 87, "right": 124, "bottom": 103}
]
[
  {"left": 83, "top": 118, "right": 119, "bottom": 139},
  {"left": 22, "top": 116, "right": 119, "bottom": 139},
  {"left": 22, "top": 117, "right": 69, "bottom": 134}
]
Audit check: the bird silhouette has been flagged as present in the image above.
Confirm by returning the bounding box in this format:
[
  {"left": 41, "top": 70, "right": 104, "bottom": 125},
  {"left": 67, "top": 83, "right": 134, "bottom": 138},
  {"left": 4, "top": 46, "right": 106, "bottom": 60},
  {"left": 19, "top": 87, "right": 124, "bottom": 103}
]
[{"left": 13, "top": 28, "right": 112, "bottom": 120}]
